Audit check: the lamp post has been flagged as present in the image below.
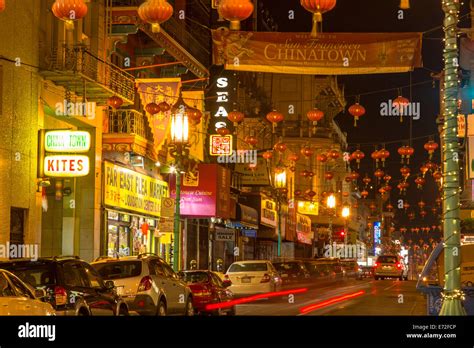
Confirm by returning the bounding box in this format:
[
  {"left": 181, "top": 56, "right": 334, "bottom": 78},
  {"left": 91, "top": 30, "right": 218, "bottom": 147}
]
[
  {"left": 274, "top": 169, "right": 287, "bottom": 257},
  {"left": 342, "top": 206, "right": 350, "bottom": 245},
  {"left": 326, "top": 194, "right": 336, "bottom": 246},
  {"left": 439, "top": 0, "right": 465, "bottom": 315},
  {"left": 169, "top": 94, "right": 190, "bottom": 271}
]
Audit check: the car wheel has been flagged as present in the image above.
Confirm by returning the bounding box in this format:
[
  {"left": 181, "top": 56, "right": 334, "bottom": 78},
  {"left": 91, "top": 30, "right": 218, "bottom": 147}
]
[
  {"left": 156, "top": 299, "right": 167, "bottom": 316},
  {"left": 118, "top": 305, "right": 129, "bottom": 316},
  {"left": 185, "top": 297, "right": 195, "bottom": 316}
]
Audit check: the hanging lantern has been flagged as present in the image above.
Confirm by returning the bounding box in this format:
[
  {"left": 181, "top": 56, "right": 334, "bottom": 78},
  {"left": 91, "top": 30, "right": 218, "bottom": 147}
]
[
  {"left": 378, "top": 148, "right": 390, "bottom": 167},
  {"left": 52, "top": 0, "right": 88, "bottom": 30},
  {"left": 351, "top": 149, "right": 365, "bottom": 168},
  {"left": 400, "top": 227, "right": 407, "bottom": 233},
  {"left": 408, "top": 212, "right": 415, "bottom": 220},
  {"left": 420, "top": 210, "right": 427, "bottom": 219},
  {"left": 398, "top": 182, "right": 409, "bottom": 194},
  {"left": 383, "top": 174, "right": 392, "bottom": 183},
  {"left": 262, "top": 151, "right": 273, "bottom": 160},
  {"left": 217, "top": 127, "right": 231, "bottom": 136},
  {"left": 362, "top": 175, "right": 372, "bottom": 186},
  {"left": 0, "top": 0, "right": 5, "bottom": 12},
  {"left": 55, "top": 180, "right": 63, "bottom": 201},
  {"left": 371, "top": 149, "right": 381, "bottom": 168},
  {"left": 405, "top": 146, "right": 414, "bottom": 163},
  {"left": 399, "top": 0, "right": 410, "bottom": 10},
  {"left": 295, "top": 190, "right": 302, "bottom": 197},
  {"left": 305, "top": 190, "right": 316, "bottom": 199},
  {"left": 431, "top": 225, "right": 437, "bottom": 231},
  {"left": 300, "top": 0, "right": 337, "bottom": 37},
  {"left": 188, "top": 107, "right": 202, "bottom": 125},
  {"left": 431, "top": 207, "right": 438, "bottom": 214},
  {"left": 392, "top": 95, "right": 409, "bottom": 122},
  {"left": 218, "top": 0, "right": 254, "bottom": 30},
  {"left": 436, "top": 197, "right": 442, "bottom": 206},
  {"left": 420, "top": 164, "right": 429, "bottom": 178},
  {"left": 342, "top": 192, "right": 349, "bottom": 197},
  {"left": 307, "top": 108, "right": 324, "bottom": 133},
  {"left": 138, "top": 0, "right": 174, "bottom": 33},
  {"left": 400, "top": 166, "right": 411, "bottom": 178},
  {"left": 159, "top": 101, "right": 171, "bottom": 112},
  {"left": 353, "top": 203, "right": 359, "bottom": 209},
  {"left": 107, "top": 95, "right": 123, "bottom": 110},
  {"left": 348, "top": 102, "right": 365, "bottom": 127},
  {"left": 369, "top": 203, "right": 376, "bottom": 211},
  {"left": 274, "top": 142, "right": 287, "bottom": 153},
  {"left": 418, "top": 201, "right": 426, "bottom": 209},
  {"left": 328, "top": 149, "right": 340, "bottom": 160},
  {"left": 350, "top": 171, "right": 360, "bottom": 181},
  {"left": 307, "top": 171, "right": 315, "bottom": 178},
  {"left": 300, "top": 170, "right": 309, "bottom": 178},
  {"left": 266, "top": 110, "right": 285, "bottom": 133},
  {"left": 383, "top": 184, "right": 392, "bottom": 192},
  {"left": 433, "top": 171, "right": 443, "bottom": 182},
  {"left": 403, "top": 202, "right": 410, "bottom": 210},
  {"left": 398, "top": 145, "right": 408, "bottom": 163},
  {"left": 244, "top": 135, "right": 258, "bottom": 147},
  {"left": 361, "top": 190, "right": 369, "bottom": 199},
  {"left": 425, "top": 161, "right": 437, "bottom": 172},
  {"left": 424, "top": 140, "right": 439, "bottom": 159},
  {"left": 415, "top": 177, "right": 426, "bottom": 189},
  {"left": 386, "top": 203, "right": 394, "bottom": 212},
  {"left": 316, "top": 153, "right": 328, "bottom": 162},
  {"left": 289, "top": 166, "right": 296, "bottom": 172},
  {"left": 145, "top": 102, "right": 161, "bottom": 115},
  {"left": 288, "top": 153, "right": 300, "bottom": 162},
  {"left": 228, "top": 110, "right": 245, "bottom": 127},
  {"left": 374, "top": 168, "right": 384, "bottom": 180},
  {"left": 344, "top": 176, "right": 352, "bottom": 183},
  {"left": 301, "top": 146, "right": 314, "bottom": 158},
  {"left": 379, "top": 187, "right": 386, "bottom": 195},
  {"left": 324, "top": 171, "right": 334, "bottom": 180},
  {"left": 367, "top": 222, "right": 373, "bottom": 229}
]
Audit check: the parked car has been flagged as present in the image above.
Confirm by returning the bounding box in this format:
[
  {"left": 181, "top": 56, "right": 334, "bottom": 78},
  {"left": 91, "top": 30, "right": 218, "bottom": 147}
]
[
  {"left": 0, "top": 269, "right": 55, "bottom": 316},
  {"left": 311, "top": 258, "right": 344, "bottom": 280},
  {"left": 0, "top": 256, "right": 128, "bottom": 316},
  {"left": 417, "top": 242, "right": 474, "bottom": 315},
  {"left": 225, "top": 260, "right": 282, "bottom": 296},
  {"left": 273, "top": 260, "right": 310, "bottom": 284},
  {"left": 356, "top": 265, "right": 374, "bottom": 280},
  {"left": 374, "top": 255, "right": 408, "bottom": 280},
  {"left": 340, "top": 259, "right": 359, "bottom": 278},
  {"left": 178, "top": 270, "right": 235, "bottom": 315},
  {"left": 92, "top": 254, "right": 194, "bottom": 316}
]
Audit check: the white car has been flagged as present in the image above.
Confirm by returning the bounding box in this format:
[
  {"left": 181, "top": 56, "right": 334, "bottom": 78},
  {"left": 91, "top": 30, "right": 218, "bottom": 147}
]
[
  {"left": 225, "top": 260, "right": 282, "bottom": 297},
  {"left": 0, "top": 269, "right": 55, "bottom": 316},
  {"left": 92, "top": 254, "right": 194, "bottom": 316}
]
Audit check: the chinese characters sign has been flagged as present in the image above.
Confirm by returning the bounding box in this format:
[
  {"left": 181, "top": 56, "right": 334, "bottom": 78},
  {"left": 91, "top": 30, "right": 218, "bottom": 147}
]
[{"left": 210, "top": 134, "right": 233, "bottom": 156}]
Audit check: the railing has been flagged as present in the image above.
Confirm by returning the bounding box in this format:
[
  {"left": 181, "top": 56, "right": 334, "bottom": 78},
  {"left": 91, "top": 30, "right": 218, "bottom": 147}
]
[
  {"left": 42, "top": 44, "right": 135, "bottom": 102},
  {"left": 107, "top": 109, "right": 153, "bottom": 142},
  {"left": 281, "top": 120, "right": 332, "bottom": 139}
]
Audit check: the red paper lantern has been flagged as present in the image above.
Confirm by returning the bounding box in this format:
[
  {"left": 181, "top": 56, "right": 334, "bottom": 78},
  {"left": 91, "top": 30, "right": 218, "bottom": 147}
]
[
  {"left": 392, "top": 95, "right": 409, "bottom": 122},
  {"left": 300, "top": 170, "right": 309, "bottom": 178},
  {"left": 159, "top": 101, "right": 171, "bottom": 112},
  {"left": 218, "top": 0, "right": 254, "bottom": 30},
  {"left": 348, "top": 102, "right": 365, "bottom": 127},
  {"left": 403, "top": 202, "right": 410, "bottom": 210},
  {"left": 415, "top": 177, "right": 426, "bottom": 189},
  {"left": 418, "top": 201, "right": 426, "bottom": 209},
  {"left": 145, "top": 102, "right": 161, "bottom": 115},
  {"left": 369, "top": 203, "right": 377, "bottom": 211},
  {"left": 300, "top": 0, "right": 337, "bottom": 37},
  {"left": 374, "top": 168, "right": 385, "bottom": 179},
  {"left": 307, "top": 108, "right": 324, "bottom": 133},
  {"left": 400, "top": 166, "right": 411, "bottom": 178},
  {"left": 301, "top": 146, "right": 314, "bottom": 158},
  {"left": 386, "top": 203, "right": 394, "bottom": 211},
  {"left": 217, "top": 127, "right": 231, "bottom": 136},
  {"left": 424, "top": 140, "right": 439, "bottom": 159},
  {"left": 433, "top": 171, "right": 442, "bottom": 182},
  {"left": 262, "top": 151, "right": 273, "bottom": 160},
  {"left": 351, "top": 149, "right": 365, "bottom": 168},
  {"left": 328, "top": 149, "right": 340, "bottom": 160},
  {"left": 324, "top": 171, "right": 334, "bottom": 180},
  {"left": 420, "top": 210, "right": 427, "bottom": 219},
  {"left": 288, "top": 153, "right": 300, "bottom": 162},
  {"left": 383, "top": 174, "right": 392, "bottom": 182},
  {"left": 361, "top": 190, "right": 369, "bottom": 199},
  {"left": 305, "top": 190, "right": 316, "bottom": 198},
  {"left": 52, "top": 0, "right": 88, "bottom": 30},
  {"left": 317, "top": 153, "right": 328, "bottom": 162},
  {"left": 378, "top": 148, "right": 390, "bottom": 167},
  {"left": 371, "top": 149, "right": 381, "bottom": 167},
  {"left": 244, "top": 135, "right": 258, "bottom": 147},
  {"left": 266, "top": 110, "right": 285, "bottom": 133},
  {"left": 141, "top": 222, "right": 149, "bottom": 235},
  {"left": 362, "top": 175, "right": 372, "bottom": 185},
  {"left": 274, "top": 142, "right": 287, "bottom": 153},
  {"left": 344, "top": 176, "right": 352, "bottom": 183},
  {"left": 295, "top": 190, "right": 302, "bottom": 196},
  {"left": 350, "top": 171, "right": 360, "bottom": 181},
  {"left": 107, "top": 95, "right": 123, "bottom": 110},
  {"left": 228, "top": 110, "right": 245, "bottom": 126},
  {"left": 138, "top": 0, "right": 173, "bottom": 33},
  {"left": 420, "top": 164, "right": 429, "bottom": 177},
  {"left": 0, "top": 0, "right": 5, "bottom": 12}
]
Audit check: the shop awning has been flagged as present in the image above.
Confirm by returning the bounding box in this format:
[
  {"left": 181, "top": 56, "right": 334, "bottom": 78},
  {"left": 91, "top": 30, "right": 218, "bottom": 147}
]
[{"left": 230, "top": 204, "right": 259, "bottom": 230}]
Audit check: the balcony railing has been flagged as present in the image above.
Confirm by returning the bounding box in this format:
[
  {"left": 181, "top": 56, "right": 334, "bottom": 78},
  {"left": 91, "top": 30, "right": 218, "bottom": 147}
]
[
  {"left": 107, "top": 109, "right": 153, "bottom": 142},
  {"left": 41, "top": 44, "right": 135, "bottom": 104}
]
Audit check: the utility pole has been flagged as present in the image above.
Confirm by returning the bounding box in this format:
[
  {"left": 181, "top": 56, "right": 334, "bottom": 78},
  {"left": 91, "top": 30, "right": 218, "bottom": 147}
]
[{"left": 439, "top": 0, "right": 466, "bottom": 316}]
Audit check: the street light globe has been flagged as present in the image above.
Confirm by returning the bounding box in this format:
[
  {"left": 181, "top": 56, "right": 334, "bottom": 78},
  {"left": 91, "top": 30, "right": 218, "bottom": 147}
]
[
  {"left": 342, "top": 206, "right": 350, "bottom": 218},
  {"left": 275, "top": 170, "right": 287, "bottom": 189},
  {"left": 326, "top": 194, "right": 336, "bottom": 209}
]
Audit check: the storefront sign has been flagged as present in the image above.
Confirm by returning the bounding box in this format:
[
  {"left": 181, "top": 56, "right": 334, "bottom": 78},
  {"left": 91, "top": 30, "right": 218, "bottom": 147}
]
[
  {"left": 210, "top": 134, "right": 233, "bottom": 156},
  {"left": 158, "top": 218, "right": 174, "bottom": 232},
  {"left": 297, "top": 201, "right": 319, "bottom": 216},
  {"left": 215, "top": 228, "right": 235, "bottom": 242},
  {"left": 45, "top": 130, "right": 91, "bottom": 153},
  {"left": 468, "top": 114, "right": 474, "bottom": 136},
  {"left": 458, "top": 115, "right": 466, "bottom": 138},
  {"left": 104, "top": 162, "right": 169, "bottom": 217},
  {"left": 183, "top": 91, "right": 207, "bottom": 162},
  {"left": 261, "top": 199, "right": 277, "bottom": 228},
  {"left": 212, "top": 31, "right": 423, "bottom": 75},
  {"left": 235, "top": 157, "right": 270, "bottom": 186},
  {"left": 161, "top": 197, "right": 175, "bottom": 218},
  {"left": 170, "top": 164, "right": 231, "bottom": 218},
  {"left": 296, "top": 213, "right": 313, "bottom": 245},
  {"left": 44, "top": 155, "right": 90, "bottom": 177}
]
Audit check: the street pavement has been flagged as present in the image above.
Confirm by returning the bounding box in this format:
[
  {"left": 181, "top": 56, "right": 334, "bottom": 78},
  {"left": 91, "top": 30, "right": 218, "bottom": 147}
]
[{"left": 235, "top": 278, "right": 427, "bottom": 316}]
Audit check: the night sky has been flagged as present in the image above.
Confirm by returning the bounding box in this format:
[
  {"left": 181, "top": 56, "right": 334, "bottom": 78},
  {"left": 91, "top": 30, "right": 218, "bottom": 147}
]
[{"left": 261, "top": 0, "right": 472, "bottom": 241}]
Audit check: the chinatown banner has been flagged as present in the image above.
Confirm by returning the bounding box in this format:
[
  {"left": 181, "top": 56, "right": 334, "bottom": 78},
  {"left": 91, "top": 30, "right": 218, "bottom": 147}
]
[
  {"left": 103, "top": 162, "right": 169, "bottom": 217},
  {"left": 182, "top": 91, "right": 208, "bottom": 162},
  {"left": 136, "top": 78, "right": 181, "bottom": 154},
  {"left": 212, "top": 29, "right": 423, "bottom": 75}
]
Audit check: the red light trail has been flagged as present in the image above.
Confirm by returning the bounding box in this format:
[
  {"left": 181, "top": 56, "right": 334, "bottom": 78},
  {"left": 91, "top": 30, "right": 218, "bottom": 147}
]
[
  {"left": 299, "top": 290, "right": 365, "bottom": 314},
  {"left": 204, "top": 287, "right": 308, "bottom": 311}
]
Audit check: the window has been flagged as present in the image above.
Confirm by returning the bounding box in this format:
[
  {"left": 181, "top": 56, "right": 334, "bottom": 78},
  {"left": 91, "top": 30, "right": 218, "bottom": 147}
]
[
  {"left": 210, "top": 273, "right": 224, "bottom": 288},
  {"left": 62, "top": 262, "right": 89, "bottom": 288},
  {"left": 82, "top": 264, "right": 104, "bottom": 289},
  {"left": 149, "top": 260, "right": 166, "bottom": 277},
  {"left": 228, "top": 263, "right": 268, "bottom": 272},
  {"left": 180, "top": 271, "right": 209, "bottom": 284},
  {"left": 0, "top": 273, "right": 16, "bottom": 297},
  {"left": 161, "top": 262, "right": 177, "bottom": 279},
  {"left": 10, "top": 208, "right": 26, "bottom": 250},
  {"left": 377, "top": 256, "right": 398, "bottom": 264},
  {"left": 93, "top": 261, "right": 142, "bottom": 280},
  {"left": 7, "top": 273, "right": 34, "bottom": 299}
]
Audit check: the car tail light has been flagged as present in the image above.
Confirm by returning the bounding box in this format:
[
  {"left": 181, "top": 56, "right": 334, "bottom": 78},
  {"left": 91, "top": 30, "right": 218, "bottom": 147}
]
[
  {"left": 54, "top": 286, "right": 67, "bottom": 306},
  {"left": 138, "top": 276, "right": 153, "bottom": 292},
  {"left": 396, "top": 263, "right": 402, "bottom": 269},
  {"left": 191, "top": 284, "right": 212, "bottom": 297},
  {"left": 260, "top": 274, "right": 271, "bottom": 283},
  {"left": 374, "top": 262, "right": 379, "bottom": 268}
]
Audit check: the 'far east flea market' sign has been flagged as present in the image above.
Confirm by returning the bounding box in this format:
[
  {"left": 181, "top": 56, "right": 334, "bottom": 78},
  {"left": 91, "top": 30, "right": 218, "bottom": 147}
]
[{"left": 212, "top": 30, "right": 422, "bottom": 75}]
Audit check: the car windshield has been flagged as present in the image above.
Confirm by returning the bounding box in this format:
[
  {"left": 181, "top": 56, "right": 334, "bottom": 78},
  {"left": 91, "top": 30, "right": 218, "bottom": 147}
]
[
  {"left": 228, "top": 263, "right": 268, "bottom": 272},
  {"left": 377, "top": 256, "right": 398, "bottom": 264},
  {"left": 93, "top": 261, "right": 142, "bottom": 280},
  {"left": 179, "top": 272, "right": 209, "bottom": 283},
  {"left": 0, "top": 262, "right": 56, "bottom": 288}
]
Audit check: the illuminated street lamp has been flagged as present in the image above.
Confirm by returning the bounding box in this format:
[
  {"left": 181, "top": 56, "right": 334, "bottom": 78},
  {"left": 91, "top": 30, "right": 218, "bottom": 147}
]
[
  {"left": 326, "top": 194, "right": 336, "bottom": 245},
  {"left": 342, "top": 206, "right": 350, "bottom": 244},
  {"left": 169, "top": 94, "right": 191, "bottom": 271},
  {"left": 274, "top": 169, "right": 287, "bottom": 257}
]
